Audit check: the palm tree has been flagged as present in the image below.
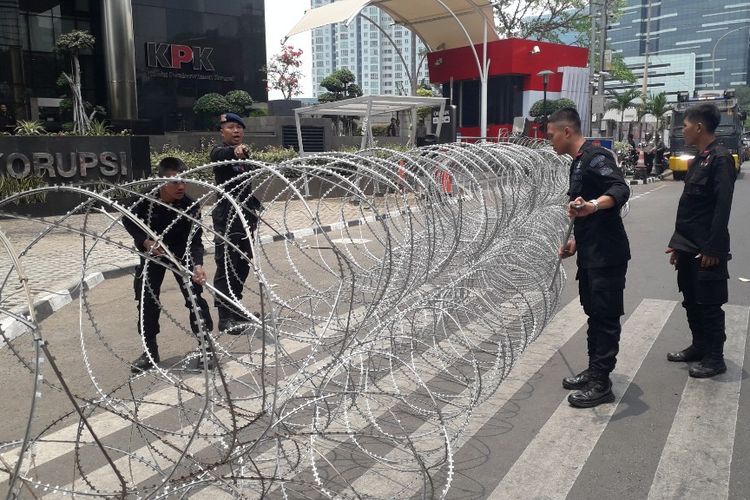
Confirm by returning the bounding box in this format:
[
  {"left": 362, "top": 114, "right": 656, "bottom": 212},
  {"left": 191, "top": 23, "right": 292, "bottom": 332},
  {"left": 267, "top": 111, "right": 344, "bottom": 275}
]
[
  {"left": 606, "top": 88, "right": 641, "bottom": 141},
  {"left": 645, "top": 92, "right": 671, "bottom": 137}
]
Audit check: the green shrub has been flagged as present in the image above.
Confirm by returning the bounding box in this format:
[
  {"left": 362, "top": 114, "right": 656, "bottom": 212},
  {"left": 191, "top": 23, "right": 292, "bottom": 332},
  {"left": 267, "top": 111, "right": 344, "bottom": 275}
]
[
  {"left": 151, "top": 140, "right": 215, "bottom": 181},
  {"left": 87, "top": 119, "right": 112, "bottom": 136},
  {"left": 529, "top": 98, "right": 577, "bottom": 122},
  {"left": 249, "top": 145, "right": 298, "bottom": 164},
  {"left": 247, "top": 108, "right": 268, "bottom": 117},
  {"left": 0, "top": 175, "right": 47, "bottom": 205},
  {"left": 14, "top": 120, "right": 46, "bottom": 136},
  {"left": 372, "top": 124, "right": 389, "bottom": 137},
  {"left": 225, "top": 90, "right": 254, "bottom": 115}
]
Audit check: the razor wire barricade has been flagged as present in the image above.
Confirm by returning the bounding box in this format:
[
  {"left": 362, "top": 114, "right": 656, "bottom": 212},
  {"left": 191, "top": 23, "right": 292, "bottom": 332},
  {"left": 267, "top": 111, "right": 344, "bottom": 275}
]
[{"left": 0, "top": 140, "right": 570, "bottom": 499}]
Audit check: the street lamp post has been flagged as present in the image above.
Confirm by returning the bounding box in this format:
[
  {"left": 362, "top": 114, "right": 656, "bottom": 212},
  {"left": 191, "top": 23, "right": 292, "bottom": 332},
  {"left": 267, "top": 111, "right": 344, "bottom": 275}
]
[
  {"left": 537, "top": 70, "right": 554, "bottom": 133},
  {"left": 712, "top": 27, "right": 750, "bottom": 89}
]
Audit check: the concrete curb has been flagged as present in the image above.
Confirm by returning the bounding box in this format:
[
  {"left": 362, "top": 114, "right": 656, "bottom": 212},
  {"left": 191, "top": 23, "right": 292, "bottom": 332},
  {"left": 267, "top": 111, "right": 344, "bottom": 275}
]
[
  {"left": 628, "top": 177, "right": 658, "bottom": 185},
  {"left": 0, "top": 209, "right": 406, "bottom": 345}
]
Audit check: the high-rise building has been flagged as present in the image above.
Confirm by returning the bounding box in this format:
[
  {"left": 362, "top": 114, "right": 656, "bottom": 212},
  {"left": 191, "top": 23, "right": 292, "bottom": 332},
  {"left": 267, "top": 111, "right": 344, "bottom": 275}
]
[
  {"left": 310, "top": 0, "right": 429, "bottom": 97},
  {"left": 607, "top": 0, "right": 750, "bottom": 91}
]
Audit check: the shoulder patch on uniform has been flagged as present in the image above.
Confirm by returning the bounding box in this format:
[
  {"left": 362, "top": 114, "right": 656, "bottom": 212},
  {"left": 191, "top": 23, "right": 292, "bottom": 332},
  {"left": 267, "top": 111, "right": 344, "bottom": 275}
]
[{"left": 590, "top": 154, "right": 613, "bottom": 175}]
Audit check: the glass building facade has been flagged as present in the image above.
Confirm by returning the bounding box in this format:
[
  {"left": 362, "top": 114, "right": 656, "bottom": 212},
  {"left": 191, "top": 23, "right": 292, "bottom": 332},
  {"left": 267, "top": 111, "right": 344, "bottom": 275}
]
[
  {"left": 607, "top": 0, "right": 750, "bottom": 91},
  {"left": 0, "top": 0, "right": 267, "bottom": 132}
]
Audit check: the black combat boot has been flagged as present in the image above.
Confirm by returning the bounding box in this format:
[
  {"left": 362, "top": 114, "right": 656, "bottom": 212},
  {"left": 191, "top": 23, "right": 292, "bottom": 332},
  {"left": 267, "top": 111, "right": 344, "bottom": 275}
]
[
  {"left": 688, "top": 358, "right": 727, "bottom": 378},
  {"left": 671, "top": 305, "right": 708, "bottom": 362},
  {"left": 568, "top": 376, "right": 615, "bottom": 408},
  {"left": 562, "top": 369, "right": 592, "bottom": 390},
  {"left": 689, "top": 339, "right": 727, "bottom": 378},
  {"left": 667, "top": 345, "right": 704, "bottom": 362},
  {"left": 690, "top": 309, "right": 727, "bottom": 378},
  {"left": 131, "top": 351, "right": 159, "bottom": 373}
]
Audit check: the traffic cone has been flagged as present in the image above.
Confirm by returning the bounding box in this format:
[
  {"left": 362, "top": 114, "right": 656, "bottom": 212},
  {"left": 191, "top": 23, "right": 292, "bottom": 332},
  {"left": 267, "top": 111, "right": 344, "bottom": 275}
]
[
  {"left": 637, "top": 149, "right": 645, "bottom": 168},
  {"left": 635, "top": 149, "right": 647, "bottom": 180},
  {"left": 442, "top": 171, "right": 453, "bottom": 195}
]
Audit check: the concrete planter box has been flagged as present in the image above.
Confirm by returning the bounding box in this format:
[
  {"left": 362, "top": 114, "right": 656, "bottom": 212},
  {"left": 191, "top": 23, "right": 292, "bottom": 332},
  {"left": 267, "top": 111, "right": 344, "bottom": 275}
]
[{"left": 0, "top": 135, "right": 151, "bottom": 217}]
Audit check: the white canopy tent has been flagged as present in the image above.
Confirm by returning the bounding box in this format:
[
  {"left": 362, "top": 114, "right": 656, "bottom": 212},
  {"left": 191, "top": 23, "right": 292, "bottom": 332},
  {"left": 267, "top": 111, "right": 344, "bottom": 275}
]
[
  {"left": 287, "top": 0, "right": 497, "bottom": 139},
  {"left": 287, "top": 0, "right": 497, "bottom": 51},
  {"left": 294, "top": 95, "right": 447, "bottom": 154}
]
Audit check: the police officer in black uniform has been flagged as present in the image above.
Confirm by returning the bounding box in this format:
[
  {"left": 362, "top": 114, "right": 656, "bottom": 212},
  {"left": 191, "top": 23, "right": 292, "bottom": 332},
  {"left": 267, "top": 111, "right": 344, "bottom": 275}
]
[
  {"left": 548, "top": 107, "right": 631, "bottom": 408},
  {"left": 210, "top": 113, "right": 261, "bottom": 332},
  {"left": 123, "top": 157, "right": 214, "bottom": 372},
  {"left": 666, "top": 103, "right": 736, "bottom": 378}
]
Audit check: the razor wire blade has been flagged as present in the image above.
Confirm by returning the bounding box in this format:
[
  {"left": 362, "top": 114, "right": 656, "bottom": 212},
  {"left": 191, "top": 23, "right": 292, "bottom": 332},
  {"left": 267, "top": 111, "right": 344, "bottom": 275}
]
[{"left": 0, "top": 140, "right": 570, "bottom": 499}]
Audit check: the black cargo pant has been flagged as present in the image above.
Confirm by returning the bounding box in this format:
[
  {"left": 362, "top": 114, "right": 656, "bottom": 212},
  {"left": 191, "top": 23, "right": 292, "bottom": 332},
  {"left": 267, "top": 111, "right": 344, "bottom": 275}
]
[
  {"left": 134, "top": 257, "right": 213, "bottom": 358},
  {"left": 676, "top": 250, "right": 728, "bottom": 362},
  {"left": 212, "top": 202, "right": 256, "bottom": 323},
  {"left": 577, "top": 264, "right": 627, "bottom": 380}
]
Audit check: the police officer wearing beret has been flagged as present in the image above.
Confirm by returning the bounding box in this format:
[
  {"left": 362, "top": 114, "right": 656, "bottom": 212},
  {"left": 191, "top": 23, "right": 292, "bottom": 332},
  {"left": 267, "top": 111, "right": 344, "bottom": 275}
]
[
  {"left": 666, "top": 103, "right": 737, "bottom": 378},
  {"left": 548, "top": 107, "right": 631, "bottom": 408},
  {"left": 210, "top": 113, "right": 261, "bottom": 332},
  {"left": 123, "top": 157, "right": 214, "bottom": 372}
]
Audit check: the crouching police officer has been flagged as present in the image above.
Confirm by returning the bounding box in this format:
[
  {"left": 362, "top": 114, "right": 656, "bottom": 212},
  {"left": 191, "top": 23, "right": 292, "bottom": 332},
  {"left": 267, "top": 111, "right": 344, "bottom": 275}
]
[
  {"left": 666, "top": 103, "right": 737, "bottom": 378},
  {"left": 123, "top": 157, "right": 214, "bottom": 372},
  {"left": 548, "top": 107, "right": 631, "bottom": 408},
  {"left": 210, "top": 113, "right": 262, "bottom": 332}
]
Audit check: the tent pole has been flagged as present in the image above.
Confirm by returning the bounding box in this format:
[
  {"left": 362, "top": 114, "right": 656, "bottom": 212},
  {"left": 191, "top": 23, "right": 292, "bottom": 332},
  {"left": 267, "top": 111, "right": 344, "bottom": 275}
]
[{"left": 480, "top": 22, "right": 489, "bottom": 141}]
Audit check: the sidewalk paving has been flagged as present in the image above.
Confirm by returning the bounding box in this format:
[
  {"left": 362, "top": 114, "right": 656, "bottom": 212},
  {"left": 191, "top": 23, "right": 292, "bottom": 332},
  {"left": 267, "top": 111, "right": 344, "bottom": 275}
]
[{"left": 0, "top": 194, "right": 407, "bottom": 336}]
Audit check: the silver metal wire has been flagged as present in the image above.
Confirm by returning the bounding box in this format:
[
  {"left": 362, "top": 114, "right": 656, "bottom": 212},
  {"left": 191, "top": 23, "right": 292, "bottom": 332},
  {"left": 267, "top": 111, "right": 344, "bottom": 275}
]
[{"left": 0, "top": 140, "right": 570, "bottom": 499}]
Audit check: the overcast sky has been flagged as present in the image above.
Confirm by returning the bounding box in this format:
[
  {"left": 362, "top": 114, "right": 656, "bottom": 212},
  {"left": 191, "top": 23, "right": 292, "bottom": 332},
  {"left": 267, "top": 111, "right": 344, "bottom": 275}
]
[{"left": 264, "top": 0, "right": 314, "bottom": 100}]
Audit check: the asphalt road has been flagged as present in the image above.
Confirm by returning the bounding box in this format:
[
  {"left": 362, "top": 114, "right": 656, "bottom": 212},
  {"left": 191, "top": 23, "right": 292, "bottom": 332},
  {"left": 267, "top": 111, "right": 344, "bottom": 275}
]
[{"left": 1, "top": 174, "right": 749, "bottom": 499}]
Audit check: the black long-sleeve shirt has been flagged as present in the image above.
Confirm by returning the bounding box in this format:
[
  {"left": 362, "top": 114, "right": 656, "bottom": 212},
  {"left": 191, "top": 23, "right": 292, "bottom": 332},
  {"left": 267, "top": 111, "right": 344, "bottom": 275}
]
[
  {"left": 569, "top": 143, "right": 631, "bottom": 269},
  {"left": 210, "top": 143, "right": 261, "bottom": 210},
  {"left": 122, "top": 194, "right": 204, "bottom": 267},
  {"left": 669, "top": 140, "right": 736, "bottom": 258}
]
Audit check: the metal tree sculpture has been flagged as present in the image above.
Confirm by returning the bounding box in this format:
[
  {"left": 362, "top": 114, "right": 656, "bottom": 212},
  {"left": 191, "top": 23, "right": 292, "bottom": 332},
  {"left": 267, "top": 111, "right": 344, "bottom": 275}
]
[{"left": 56, "top": 30, "right": 95, "bottom": 135}]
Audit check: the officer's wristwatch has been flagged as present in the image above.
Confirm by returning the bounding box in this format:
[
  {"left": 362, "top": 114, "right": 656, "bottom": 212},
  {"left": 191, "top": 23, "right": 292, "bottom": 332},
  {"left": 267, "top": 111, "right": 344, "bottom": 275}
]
[{"left": 588, "top": 199, "right": 600, "bottom": 212}]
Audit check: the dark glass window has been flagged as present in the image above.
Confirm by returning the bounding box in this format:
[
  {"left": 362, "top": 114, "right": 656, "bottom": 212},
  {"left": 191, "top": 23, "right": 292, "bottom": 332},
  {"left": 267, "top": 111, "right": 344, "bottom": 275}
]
[
  {"left": 461, "top": 80, "right": 480, "bottom": 128},
  {"left": 132, "top": 0, "right": 268, "bottom": 131}
]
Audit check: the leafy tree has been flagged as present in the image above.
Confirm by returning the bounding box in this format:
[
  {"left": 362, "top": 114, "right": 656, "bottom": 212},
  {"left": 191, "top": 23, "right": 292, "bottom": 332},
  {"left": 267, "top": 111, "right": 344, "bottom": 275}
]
[
  {"left": 493, "top": 0, "right": 589, "bottom": 43},
  {"left": 416, "top": 87, "right": 435, "bottom": 121},
  {"left": 606, "top": 88, "right": 640, "bottom": 140},
  {"left": 567, "top": 1, "right": 636, "bottom": 84},
  {"left": 193, "top": 93, "right": 231, "bottom": 116},
  {"left": 529, "top": 98, "right": 576, "bottom": 122},
  {"left": 318, "top": 69, "right": 363, "bottom": 134},
  {"left": 263, "top": 44, "right": 304, "bottom": 100},
  {"left": 644, "top": 92, "right": 670, "bottom": 135},
  {"left": 611, "top": 53, "right": 636, "bottom": 84},
  {"left": 193, "top": 90, "right": 256, "bottom": 129},
  {"left": 55, "top": 30, "right": 95, "bottom": 134},
  {"left": 193, "top": 93, "right": 230, "bottom": 130},
  {"left": 225, "top": 90, "right": 254, "bottom": 115},
  {"left": 57, "top": 73, "right": 105, "bottom": 125},
  {"left": 319, "top": 69, "right": 360, "bottom": 100}
]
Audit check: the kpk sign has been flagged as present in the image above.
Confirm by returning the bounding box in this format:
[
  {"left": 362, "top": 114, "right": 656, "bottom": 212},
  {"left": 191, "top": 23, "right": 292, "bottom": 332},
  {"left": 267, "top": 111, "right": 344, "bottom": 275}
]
[{"left": 146, "top": 42, "right": 215, "bottom": 71}]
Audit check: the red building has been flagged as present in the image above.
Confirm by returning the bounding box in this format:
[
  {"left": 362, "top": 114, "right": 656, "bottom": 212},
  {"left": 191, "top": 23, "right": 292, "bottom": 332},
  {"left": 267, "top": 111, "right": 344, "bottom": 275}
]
[{"left": 427, "top": 38, "right": 589, "bottom": 139}]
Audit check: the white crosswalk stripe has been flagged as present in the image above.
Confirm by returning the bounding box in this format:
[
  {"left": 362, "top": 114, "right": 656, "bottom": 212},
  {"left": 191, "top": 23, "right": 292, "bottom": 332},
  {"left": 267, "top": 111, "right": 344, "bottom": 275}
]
[
  {"left": 488, "top": 298, "right": 678, "bottom": 500},
  {"left": 350, "top": 297, "right": 589, "bottom": 497},
  {"left": 648, "top": 305, "right": 749, "bottom": 500},
  {"left": 7, "top": 296, "right": 750, "bottom": 499}
]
